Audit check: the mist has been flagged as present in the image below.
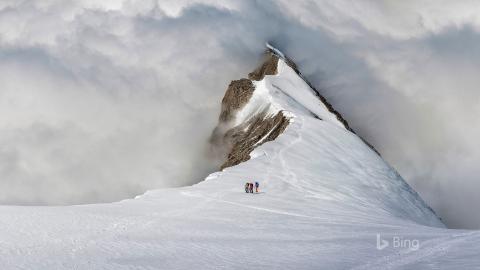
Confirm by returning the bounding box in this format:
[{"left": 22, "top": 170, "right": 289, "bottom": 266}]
[{"left": 1, "top": 0, "right": 480, "bottom": 228}]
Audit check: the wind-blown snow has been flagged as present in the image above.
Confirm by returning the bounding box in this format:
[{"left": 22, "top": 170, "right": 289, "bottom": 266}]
[
  {"left": 2, "top": 1, "right": 480, "bottom": 228},
  {"left": 2, "top": 55, "right": 477, "bottom": 269}
]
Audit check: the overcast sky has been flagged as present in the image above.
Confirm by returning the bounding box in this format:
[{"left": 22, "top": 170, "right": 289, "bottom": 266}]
[{"left": 1, "top": 0, "right": 480, "bottom": 228}]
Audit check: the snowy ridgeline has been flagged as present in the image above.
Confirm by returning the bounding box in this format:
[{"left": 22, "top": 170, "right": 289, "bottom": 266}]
[{"left": 1, "top": 49, "right": 480, "bottom": 270}]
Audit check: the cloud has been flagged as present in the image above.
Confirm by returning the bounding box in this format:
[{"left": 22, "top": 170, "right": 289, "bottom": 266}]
[{"left": 1, "top": 0, "right": 480, "bottom": 229}]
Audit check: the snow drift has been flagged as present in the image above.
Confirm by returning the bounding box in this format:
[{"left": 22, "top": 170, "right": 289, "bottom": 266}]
[
  {"left": 2, "top": 46, "right": 480, "bottom": 269},
  {"left": 3, "top": 1, "right": 480, "bottom": 228}
]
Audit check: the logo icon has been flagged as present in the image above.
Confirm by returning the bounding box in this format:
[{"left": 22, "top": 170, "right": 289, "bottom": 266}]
[{"left": 376, "top": 234, "right": 389, "bottom": 250}]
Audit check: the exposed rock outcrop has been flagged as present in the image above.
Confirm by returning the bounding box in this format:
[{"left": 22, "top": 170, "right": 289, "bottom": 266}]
[
  {"left": 219, "top": 79, "right": 255, "bottom": 122},
  {"left": 210, "top": 52, "right": 290, "bottom": 170},
  {"left": 248, "top": 53, "right": 279, "bottom": 81},
  {"left": 221, "top": 110, "right": 289, "bottom": 169}
]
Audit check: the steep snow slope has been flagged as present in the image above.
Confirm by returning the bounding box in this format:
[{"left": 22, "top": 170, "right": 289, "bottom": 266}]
[{"left": 0, "top": 48, "right": 478, "bottom": 270}]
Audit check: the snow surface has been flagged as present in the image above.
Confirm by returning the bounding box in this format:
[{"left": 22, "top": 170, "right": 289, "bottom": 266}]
[{"left": 1, "top": 54, "right": 479, "bottom": 270}]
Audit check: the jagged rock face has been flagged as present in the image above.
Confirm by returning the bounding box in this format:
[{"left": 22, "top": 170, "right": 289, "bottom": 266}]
[
  {"left": 211, "top": 53, "right": 290, "bottom": 170},
  {"left": 248, "top": 53, "right": 279, "bottom": 81},
  {"left": 219, "top": 79, "right": 255, "bottom": 122},
  {"left": 221, "top": 110, "right": 289, "bottom": 169}
]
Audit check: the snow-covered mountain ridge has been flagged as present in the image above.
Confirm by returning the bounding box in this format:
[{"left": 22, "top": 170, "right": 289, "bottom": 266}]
[
  {"left": 211, "top": 44, "right": 380, "bottom": 170},
  {"left": 211, "top": 45, "right": 442, "bottom": 228},
  {"left": 2, "top": 46, "right": 480, "bottom": 269}
]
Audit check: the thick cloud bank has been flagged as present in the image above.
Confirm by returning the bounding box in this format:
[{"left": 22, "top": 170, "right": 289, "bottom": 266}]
[{"left": 1, "top": 0, "right": 480, "bottom": 228}]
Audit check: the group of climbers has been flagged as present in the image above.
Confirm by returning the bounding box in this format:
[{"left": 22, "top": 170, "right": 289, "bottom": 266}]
[{"left": 244, "top": 182, "right": 259, "bottom": 193}]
